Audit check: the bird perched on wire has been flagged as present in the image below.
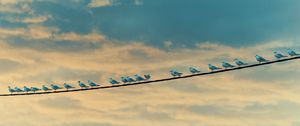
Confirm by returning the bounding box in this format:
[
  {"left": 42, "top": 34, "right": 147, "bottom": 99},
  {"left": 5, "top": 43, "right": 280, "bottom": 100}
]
[
  {"left": 126, "top": 76, "right": 135, "bottom": 82},
  {"left": 208, "top": 64, "right": 221, "bottom": 71},
  {"left": 189, "top": 67, "right": 201, "bottom": 74},
  {"left": 88, "top": 80, "right": 100, "bottom": 87},
  {"left": 234, "top": 59, "right": 248, "bottom": 66},
  {"left": 121, "top": 77, "right": 128, "bottom": 83},
  {"left": 23, "top": 86, "right": 31, "bottom": 93},
  {"left": 255, "top": 55, "right": 269, "bottom": 63},
  {"left": 274, "top": 51, "right": 288, "bottom": 59},
  {"left": 78, "top": 81, "right": 89, "bottom": 89},
  {"left": 170, "top": 69, "right": 183, "bottom": 77},
  {"left": 109, "top": 78, "right": 120, "bottom": 85},
  {"left": 144, "top": 74, "right": 151, "bottom": 80},
  {"left": 8, "top": 86, "right": 16, "bottom": 94},
  {"left": 51, "top": 84, "right": 62, "bottom": 91},
  {"left": 287, "top": 49, "right": 300, "bottom": 57},
  {"left": 134, "top": 74, "right": 145, "bottom": 81},
  {"left": 42, "top": 85, "right": 51, "bottom": 91},
  {"left": 31, "top": 87, "right": 41, "bottom": 93},
  {"left": 64, "top": 83, "right": 75, "bottom": 90},
  {"left": 222, "top": 62, "right": 235, "bottom": 69},
  {"left": 14, "top": 87, "right": 23, "bottom": 92}
]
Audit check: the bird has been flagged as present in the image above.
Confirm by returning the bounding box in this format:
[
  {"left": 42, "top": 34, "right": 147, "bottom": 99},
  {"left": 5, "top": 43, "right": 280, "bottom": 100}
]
[
  {"left": 8, "top": 86, "right": 16, "bottom": 94},
  {"left": 23, "top": 86, "right": 31, "bottom": 93},
  {"left": 255, "top": 55, "right": 269, "bottom": 63},
  {"left": 109, "top": 78, "right": 120, "bottom": 85},
  {"left": 63, "top": 83, "right": 75, "bottom": 90},
  {"left": 78, "top": 81, "right": 89, "bottom": 89},
  {"left": 189, "top": 67, "right": 201, "bottom": 74},
  {"left": 134, "top": 74, "right": 145, "bottom": 81},
  {"left": 31, "top": 87, "right": 41, "bottom": 93},
  {"left": 121, "top": 77, "right": 129, "bottom": 83},
  {"left": 126, "top": 76, "right": 135, "bottom": 82},
  {"left": 208, "top": 64, "right": 221, "bottom": 71},
  {"left": 274, "top": 51, "right": 288, "bottom": 59},
  {"left": 287, "top": 49, "right": 300, "bottom": 57},
  {"left": 234, "top": 58, "right": 248, "bottom": 66},
  {"left": 51, "top": 84, "right": 62, "bottom": 91},
  {"left": 14, "top": 87, "right": 23, "bottom": 92},
  {"left": 222, "top": 62, "right": 235, "bottom": 69},
  {"left": 88, "top": 80, "right": 100, "bottom": 87},
  {"left": 170, "top": 69, "right": 183, "bottom": 77},
  {"left": 42, "top": 85, "right": 51, "bottom": 91},
  {"left": 144, "top": 74, "right": 151, "bottom": 80}
]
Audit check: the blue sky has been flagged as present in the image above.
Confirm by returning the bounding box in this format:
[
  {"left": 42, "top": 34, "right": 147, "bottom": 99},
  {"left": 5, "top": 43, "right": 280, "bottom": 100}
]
[
  {"left": 1, "top": 0, "right": 300, "bottom": 126},
  {"left": 2, "top": 0, "right": 300, "bottom": 48}
]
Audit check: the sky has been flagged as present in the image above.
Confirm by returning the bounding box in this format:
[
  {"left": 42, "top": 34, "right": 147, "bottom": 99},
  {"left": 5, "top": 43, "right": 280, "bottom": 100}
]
[{"left": 0, "top": 0, "right": 300, "bottom": 126}]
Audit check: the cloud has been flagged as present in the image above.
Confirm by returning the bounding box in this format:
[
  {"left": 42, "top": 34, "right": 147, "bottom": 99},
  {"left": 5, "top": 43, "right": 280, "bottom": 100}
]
[{"left": 88, "top": 0, "right": 112, "bottom": 8}]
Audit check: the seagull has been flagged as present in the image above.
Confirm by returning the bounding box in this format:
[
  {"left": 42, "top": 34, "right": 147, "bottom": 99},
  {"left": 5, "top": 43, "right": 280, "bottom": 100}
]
[
  {"left": 42, "top": 85, "right": 51, "bottom": 91},
  {"left": 274, "top": 51, "right": 288, "bottom": 59},
  {"left": 23, "top": 86, "right": 31, "bottom": 93},
  {"left": 126, "top": 76, "right": 135, "bottom": 82},
  {"left": 8, "top": 86, "right": 16, "bottom": 94},
  {"left": 189, "top": 67, "right": 201, "bottom": 74},
  {"left": 255, "top": 55, "right": 269, "bottom": 63},
  {"left": 287, "top": 49, "right": 300, "bottom": 57},
  {"left": 78, "top": 81, "right": 89, "bottom": 89},
  {"left": 88, "top": 80, "right": 100, "bottom": 87},
  {"left": 14, "top": 87, "right": 23, "bottom": 92},
  {"left": 170, "top": 69, "right": 183, "bottom": 77},
  {"left": 144, "top": 74, "right": 151, "bottom": 80},
  {"left": 234, "top": 58, "right": 248, "bottom": 66},
  {"left": 51, "top": 84, "right": 62, "bottom": 91},
  {"left": 63, "top": 83, "right": 75, "bottom": 90},
  {"left": 121, "top": 77, "right": 128, "bottom": 83},
  {"left": 208, "top": 64, "right": 221, "bottom": 71},
  {"left": 134, "top": 74, "right": 145, "bottom": 81},
  {"left": 109, "top": 78, "right": 120, "bottom": 85},
  {"left": 222, "top": 62, "right": 235, "bottom": 69},
  {"left": 31, "top": 87, "right": 41, "bottom": 93}
]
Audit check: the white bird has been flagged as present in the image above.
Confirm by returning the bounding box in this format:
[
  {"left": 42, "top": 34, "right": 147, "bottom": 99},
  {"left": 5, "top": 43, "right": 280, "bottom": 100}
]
[
  {"left": 287, "top": 49, "right": 300, "bottom": 57},
  {"left": 208, "top": 64, "right": 221, "bottom": 71},
  {"left": 31, "top": 87, "right": 41, "bottom": 93},
  {"left": 42, "top": 85, "right": 51, "bottom": 91},
  {"left": 109, "top": 78, "right": 120, "bottom": 85},
  {"left": 64, "top": 83, "right": 75, "bottom": 90},
  {"left": 189, "top": 67, "right": 201, "bottom": 74},
  {"left": 170, "top": 69, "right": 183, "bottom": 77},
  {"left": 88, "top": 80, "right": 100, "bottom": 87},
  {"left": 144, "top": 74, "right": 151, "bottom": 80},
  {"left": 126, "top": 76, "right": 135, "bottom": 82},
  {"left": 51, "top": 84, "right": 62, "bottom": 91},
  {"left": 134, "top": 74, "right": 145, "bottom": 81},
  {"left": 234, "top": 59, "right": 248, "bottom": 66},
  {"left": 8, "top": 86, "right": 15, "bottom": 94},
  {"left": 255, "top": 55, "right": 269, "bottom": 63},
  {"left": 23, "top": 86, "right": 31, "bottom": 92},
  {"left": 14, "top": 87, "right": 23, "bottom": 92},
  {"left": 274, "top": 51, "right": 288, "bottom": 59},
  {"left": 121, "top": 77, "right": 128, "bottom": 83},
  {"left": 222, "top": 62, "right": 235, "bottom": 69},
  {"left": 78, "top": 81, "right": 89, "bottom": 89}
]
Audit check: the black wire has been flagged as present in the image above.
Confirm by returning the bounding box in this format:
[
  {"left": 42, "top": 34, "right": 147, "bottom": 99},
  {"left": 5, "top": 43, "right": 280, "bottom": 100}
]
[{"left": 1, "top": 56, "right": 300, "bottom": 97}]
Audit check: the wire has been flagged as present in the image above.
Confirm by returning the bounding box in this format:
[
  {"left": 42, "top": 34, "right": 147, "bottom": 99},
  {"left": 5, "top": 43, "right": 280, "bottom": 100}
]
[{"left": 1, "top": 56, "right": 300, "bottom": 97}]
